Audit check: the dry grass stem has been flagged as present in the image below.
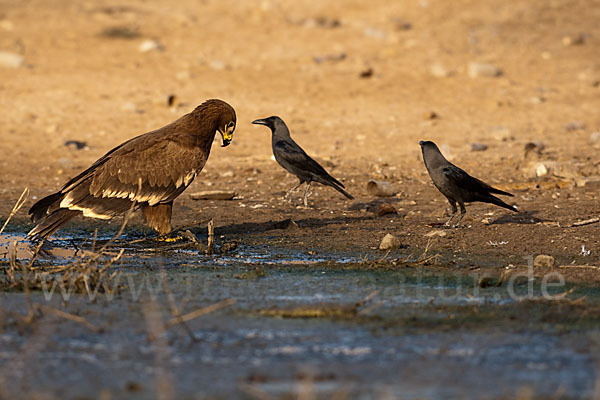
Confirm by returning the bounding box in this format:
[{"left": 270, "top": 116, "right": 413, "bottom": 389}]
[
  {"left": 166, "top": 298, "right": 236, "bottom": 327},
  {"left": 0, "top": 187, "right": 29, "bottom": 236}
]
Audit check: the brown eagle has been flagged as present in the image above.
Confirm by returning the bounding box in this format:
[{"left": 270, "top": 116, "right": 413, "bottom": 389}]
[{"left": 28, "top": 99, "right": 236, "bottom": 239}]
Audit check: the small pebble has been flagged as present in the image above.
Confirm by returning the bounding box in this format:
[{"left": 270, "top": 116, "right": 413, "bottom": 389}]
[
  {"left": 490, "top": 126, "right": 512, "bottom": 141},
  {"left": 533, "top": 255, "right": 554, "bottom": 268},
  {"left": 562, "top": 34, "right": 585, "bottom": 46},
  {"left": 424, "top": 111, "right": 438, "bottom": 120},
  {"left": 0, "top": 51, "right": 24, "bottom": 68},
  {"left": 470, "top": 143, "right": 488, "bottom": 152},
  {"left": 429, "top": 63, "right": 449, "bottom": 78},
  {"left": 565, "top": 121, "right": 585, "bottom": 132},
  {"left": 534, "top": 163, "right": 549, "bottom": 177},
  {"left": 468, "top": 62, "right": 502, "bottom": 78},
  {"left": 359, "top": 68, "right": 373, "bottom": 78},
  {"left": 190, "top": 191, "right": 237, "bottom": 200},
  {"left": 590, "top": 131, "right": 600, "bottom": 144},
  {"left": 392, "top": 18, "right": 412, "bottom": 30},
  {"left": 376, "top": 203, "right": 397, "bottom": 217},
  {"left": 64, "top": 140, "right": 87, "bottom": 150},
  {"left": 424, "top": 230, "right": 447, "bottom": 238},
  {"left": 138, "top": 39, "right": 163, "bottom": 53},
  {"left": 379, "top": 233, "right": 401, "bottom": 250}
]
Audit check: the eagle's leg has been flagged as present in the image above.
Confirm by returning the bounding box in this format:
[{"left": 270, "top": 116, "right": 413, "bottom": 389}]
[
  {"left": 284, "top": 180, "right": 304, "bottom": 199},
  {"left": 452, "top": 203, "right": 467, "bottom": 228},
  {"left": 142, "top": 202, "right": 173, "bottom": 236},
  {"left": 444, "top": 200, "right": 458, "bottom": 227},
  {"left": 302, "top": 181, "right": 312, "bottom": 207}
]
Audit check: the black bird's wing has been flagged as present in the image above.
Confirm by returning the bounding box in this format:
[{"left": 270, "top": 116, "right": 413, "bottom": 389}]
[
  {"left": 442, "top": 165, "right": 513, "bottom": 197},
  {"left": 274, "top": 140, "right": 345, "bottom": 188},
  {"left": 442, "top": 165, "right": 517, "bottom": 211}
]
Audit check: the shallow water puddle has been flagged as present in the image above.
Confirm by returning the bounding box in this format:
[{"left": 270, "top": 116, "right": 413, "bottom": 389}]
[{"left": 1, "top": 231, "right": 359, "bottom": 267}]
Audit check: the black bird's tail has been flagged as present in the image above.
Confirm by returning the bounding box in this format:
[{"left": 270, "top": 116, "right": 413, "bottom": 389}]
[
  {"left": 325, "top": 180, "right": 354, "bottom": 200},
  {"left": 488, "top": 187, "right": 514, "bottom": 197},
  {"left": 486, "top": 194, "right": 518, "bottom": 212}
]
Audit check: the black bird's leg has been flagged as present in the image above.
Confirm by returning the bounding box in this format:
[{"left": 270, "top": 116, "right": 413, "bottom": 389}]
[
  {"left": 302, "top": 181, "right": 312, "bottom": 207},
  {"left": 284, "top": 180, "right": 304, "bottom": 199},
  {"left": 444, "top": 200, "right": 458, "bottom": 227},
  {"left": 452, "top": 203, "right": 467, "bottom": 227}
]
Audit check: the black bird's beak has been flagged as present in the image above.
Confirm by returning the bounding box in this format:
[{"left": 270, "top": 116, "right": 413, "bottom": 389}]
[
  {"left": 221, "top": 138, "right": 231, "bottom": 147},
  {"left": 252, "top": 119, "right": 268, "bottom": 126}
]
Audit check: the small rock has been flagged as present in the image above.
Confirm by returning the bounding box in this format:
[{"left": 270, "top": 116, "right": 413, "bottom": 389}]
[
  {"left": 220, "top": 171, "right": 234, "bottom": 178},
  {"left": 562, "top": 33, "right": 585, "bottom": 46},
  {"left": 490, "top": 126, "right": 512, "bottom": 141},
  {"left": 533, "top": 254, "right": 554, "bottom": 268},
  {"left": 364, "top": 27, "right": 387, "bottom": 40},
  {"left": 575, "top": 176, "right": 600, "bottom": 188},
  {"left": 0, "top": 51, "right": 24, "bottom": 68},
  {"left": 528, "top": 96, "right": 546, "bottom": 104},
  {"left": 429, "top": 63, "right": 449, "bottom": 78},
  {"left": 219, "top": 241, "right": 238, "bottom": 254},
  {"left": 302, "top": 17, "right": 340, "bottom": 29},
  {"left": 589, "top": 131, "right": 600, "bottom": 144},
  {"left": 175, "top": 71, "right": 191, "bottom": 81},
  {"left": 64, "top": 140, "right": 87, "bottom": 150},
  {"left": 524, "top": 141, "right": 545, "bottom": 158},
  {"left": 534, "top": 163, "right": 549, "bottom": 177},
  {"left": 424, "top": 111, "right": 438, "bottom": 120},
  {"left": 190, "top": 191, "right": 237, "bottom": 200},
  {"left": 392, "top": 18, "right": 412, "bottom": 30},
  {"left": 376, "top": 203, "right": 397, "bottom": 217},
  {"left": 138, "top": 39, "right": 163, "bottom": 53},
  {"left": 209, "top": 60, "right": 226, "bottom": 70},
  {"left": 121, "top": 102, "right": 137, "bottom": 112},
  {"left": 379, "top": 233, "right": 401, "bottom": 250},
  {"left": 424, "top": 230, "right": 447, "bottom": 238},
  {"left": 468, "top": 62, "right": 502, "bottom": 78},
  {"left": 565, "top": 121, "right": 585, "bottom": 132},
  {"left": 0, "top": 20, "right": 14, "bottom": 31},
  {"left": 470, "top": 143, "right": 488, "bottom": 152},
  {"left": 314, "top": 53, "right": 346, "bottom": 64},
  {"left": 359, "top": 68, "right": 373, "bottom": 78},
  {"left": 101, "top": 26, "right": 139, "bottom": 39},
  {"left": 167, "top": 94, "right": 177, "bottom": 107},
  {"left": 481, "top": 218, "right": 490, "bottom": 225}
]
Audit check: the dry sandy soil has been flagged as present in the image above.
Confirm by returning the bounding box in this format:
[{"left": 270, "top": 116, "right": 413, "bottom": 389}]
[
  {"left": 1, "top": 0, "right": 600, "bottom": 398},
  {"left": 1, "top": 0, "right": 600, "bottom": 266}
]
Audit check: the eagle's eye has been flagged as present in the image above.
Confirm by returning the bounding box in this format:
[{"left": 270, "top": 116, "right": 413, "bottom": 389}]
[{"left": 227, "top": 121, "right": 235, "bottom": 132}]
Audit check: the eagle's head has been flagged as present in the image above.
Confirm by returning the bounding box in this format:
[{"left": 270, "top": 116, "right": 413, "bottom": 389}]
[{"left": 194, "top": 99, "right": 237, "bottom": 147}]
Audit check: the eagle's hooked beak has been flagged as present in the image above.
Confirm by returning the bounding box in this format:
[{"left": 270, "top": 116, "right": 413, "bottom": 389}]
[{"left": 220, "top": 125, "right": 234, "bottom": 147}]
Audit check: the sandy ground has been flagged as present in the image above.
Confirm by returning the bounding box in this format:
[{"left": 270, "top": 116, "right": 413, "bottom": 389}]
[
  {"left": 1, "top": 0, "right": 600, "bottom": 398},
  {"left": 1, "top": 0, "right": 600, "bottom": 265}
]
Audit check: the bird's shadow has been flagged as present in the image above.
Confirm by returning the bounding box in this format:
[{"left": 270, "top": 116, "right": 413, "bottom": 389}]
[
  {"left": 347, "top": 198, "right": 409, "bottom": 213},
  {"left": 490, "top": 210, "right": 545, "bottom": 225},
  {"left": 211, "top": 215, "right": 373, "bottom": 237}
]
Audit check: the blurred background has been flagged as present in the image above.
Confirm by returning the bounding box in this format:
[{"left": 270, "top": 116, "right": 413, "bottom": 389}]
[{"left": 0, "top": 0, "right": 599, "bottom": 209}]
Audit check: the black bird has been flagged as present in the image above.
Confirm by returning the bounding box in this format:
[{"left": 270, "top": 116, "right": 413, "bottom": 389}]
[
  {"left": 28, "top": 99, "right": 237, "bottom": 239},
  {"left": 252, "top": 116, "right": 353, "bottom": 206},
  {"left": 419, "top": 140, "right": 517, "bottom": 227}
]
